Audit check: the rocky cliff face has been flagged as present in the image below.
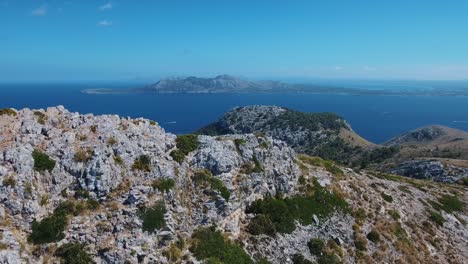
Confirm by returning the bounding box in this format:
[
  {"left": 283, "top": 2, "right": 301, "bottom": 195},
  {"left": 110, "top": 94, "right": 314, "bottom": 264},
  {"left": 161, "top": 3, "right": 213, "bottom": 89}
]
[{"left": 0, "top": 106, "right": 467, "bottom": 264}]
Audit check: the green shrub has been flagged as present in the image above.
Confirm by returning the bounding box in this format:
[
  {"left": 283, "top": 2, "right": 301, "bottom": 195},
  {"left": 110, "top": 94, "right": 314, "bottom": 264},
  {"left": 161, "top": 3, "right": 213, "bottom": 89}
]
[
  {"left": 139, "top": 202, "right": 166, "bottom": 233},
  {"left": 114, "top": 155, "right": 124, "bottom": 166},
  {"left": 317, "top": 253, "right": 341, "bottom": 264},
  {"left": 381, "top": 192, "right": 393, "bottom": 203},
  {"left": 308, "top": 238, "right": 325, "bottom": 255},
  {"left": 246, "top": 179, "right": 348, "bottom": 236},
  {"left": 150, "top": 120, "right": 157, "bottom": 126},
  {"left": 29, "top": 201, "right": 79, "bottom": 244},
  {"left": 366, "top": 230, "right": 380, "bottom": 243},
  {"left": 40, "top": 194, "right": 49, "bottom": 206},
  {"left": 437, "top": 195, "right": 464, "bottom": 213},
  {"left": 461, "top": 177, "right": 468, "bottom": 186},
  {"left": 354, "top": 236, "right": 367, "bottom": 251},
  {"left": 291, "top": 254, "right": 312, "bottom": 264},
  {"left": 190, "top": 226, "right": 254, "bottom": 264},
  {"left": 2, "top": 177, "right": 16, "bottom": 188},
  {"left": 86, "top": 199, "right": 100, "bottom": 210},
  {"left": 132, "top": 155, "right": 152, "bottom": 172},
  {"left": 74, "top": 189, "right": 90, "bottom": 199},
  {"left": 0, "top": 108, "right": 17, "bottom": 116},
  {"left": 55, "top": 243, "right": 93, "bottom": 264},
  {"left": 429, "top": 210, "right": 445, "bottom": 226},
  {"left": 89, "top": 125, "right": 97, "bottom": 133},
  {"left": 176, "top": 134, "right": 199, "bottom": 154},
  {"left": 193, "top": 170, "right": 231, "bottom": 201},
  {"left": 252, "top": 155, "right": 263, "bottom": 173},
  {"left": 170, "top": 134, "right": 200, "bottom": 163},
  {"left": 234, "top": 138, "right": 246, "bottom": 152},
  {"left": 170, "top": 149, "right": 186, "bottom": 164},
  {"left": 32, "top": 149, "right": 56, "bottom": 172},
  {"left": 152, "top": 178, "right": 175, "bottom": 193}
]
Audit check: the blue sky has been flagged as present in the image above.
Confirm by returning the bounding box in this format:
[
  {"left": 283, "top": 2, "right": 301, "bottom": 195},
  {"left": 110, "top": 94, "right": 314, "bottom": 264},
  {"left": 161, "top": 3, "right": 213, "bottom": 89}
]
[{"left": 1, "top": 0, "right": 468, "bottom": 82}]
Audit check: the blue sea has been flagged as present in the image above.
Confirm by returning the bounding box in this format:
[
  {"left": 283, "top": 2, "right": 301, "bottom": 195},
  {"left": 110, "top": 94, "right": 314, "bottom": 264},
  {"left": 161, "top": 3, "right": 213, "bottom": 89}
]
[{"left": 1, "top": 82, "right": 468, "bottom": 144}]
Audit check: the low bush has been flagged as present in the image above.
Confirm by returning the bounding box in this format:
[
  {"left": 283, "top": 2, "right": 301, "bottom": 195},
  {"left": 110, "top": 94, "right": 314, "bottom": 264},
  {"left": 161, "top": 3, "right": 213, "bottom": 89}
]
[
  {"left": 381, "top": 192, "right": 393, "bottom": 203},
  {"left": 437, "top": 195, "right": 464, "bottom": 213},
  {"left": 152, "top": 178, "right": 175, "bottom": 193},
  {"left": 0, "top": 108, "right": 17, "bottom": 116},
  {"left": 193, "top": 169, "right": 230, "bottom": 201},
  {"left": 170, "top": 134, "right": 200, "bottom": 164},
  {"left": 247, "top": 179, "right": 348, "bottom": 236},
  {"left": 308, "top": 238, "right": 325, "bottom": 255},
  {"left": 298, "top": 155, "right": 343, "bottom": 176},
  {"left": 2, "top": 176, "right": 16, "bottom": 188},
  {"left": 291, "top": 254, "right": 312, "bottom": 264},
  {"left": 366, "top": 230, "right": 380, "bottom": 243},
  {"left": 55, "top": 242, "right": 93, "bottom": 264},
  {"left": 74, "top": 189, "right": 90, "bottom": 199},
  {"left": 73, "top": 149, "right": 93, "bottom": 163},
  {"left": 139, "top": 202, "right": 166, "bottom": 233},
  {"left": 170, "top": 149, "right": 186, "bottom": 164},
  {"left": 190, "top": 226, "right": 254, "bottom": 264},
  {"left": 428, "top": 210, "right": 445, "bottom": 226},
  {"left": 34, "top": 111, "right": 47, "bottom": 124},
  {"left": 32, "top": 149, "right": 56, "bottom": 172},
  {"left": 89, "top": 125, "right": 97, "bottom": 133},
  {"left": 107, "top": 137, "right": 118, "bottom": 146},
  {"left": 132, "top": 155, "right": 151, "bottom": 172},
  {"left": 234, "top": 138, "right": 246, "bottom": 152}
]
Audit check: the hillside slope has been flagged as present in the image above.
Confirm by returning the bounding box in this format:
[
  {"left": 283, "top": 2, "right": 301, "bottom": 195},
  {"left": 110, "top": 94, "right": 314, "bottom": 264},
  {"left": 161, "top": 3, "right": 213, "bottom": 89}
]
[
  {"left": 0, "top": 107, "right": 466, "bottom": 264},
  {"left": 197, "top": 106, "right": 376, "bottom": 165}
]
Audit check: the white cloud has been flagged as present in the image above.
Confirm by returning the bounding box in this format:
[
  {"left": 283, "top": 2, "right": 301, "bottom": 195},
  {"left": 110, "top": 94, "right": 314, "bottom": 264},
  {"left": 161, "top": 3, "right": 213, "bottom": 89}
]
[
  {"left": 32, "top": 5, "right": 47, "bottom": 16},
  {"left": 98, "top": 20, "right": 112, "bottom": 27},
  {"left": 100, "top": 2, "right": 112, "bottom": 10}
]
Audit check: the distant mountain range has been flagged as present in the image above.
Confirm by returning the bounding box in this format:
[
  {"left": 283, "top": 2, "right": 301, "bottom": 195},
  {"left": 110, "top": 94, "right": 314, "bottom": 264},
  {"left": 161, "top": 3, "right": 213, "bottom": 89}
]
[{"left": 82, "top": 75, "right": 468, "bottom": 96}]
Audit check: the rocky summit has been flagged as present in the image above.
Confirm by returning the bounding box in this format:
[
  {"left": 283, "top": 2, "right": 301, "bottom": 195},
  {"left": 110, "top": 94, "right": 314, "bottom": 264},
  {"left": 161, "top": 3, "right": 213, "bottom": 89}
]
[{"left": 0, "top": 106, "right": 467, "bottom": 264}]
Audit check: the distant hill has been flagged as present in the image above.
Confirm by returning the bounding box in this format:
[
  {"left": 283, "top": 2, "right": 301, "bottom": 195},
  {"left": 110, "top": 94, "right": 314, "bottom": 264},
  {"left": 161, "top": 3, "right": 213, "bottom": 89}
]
[
  {"left": 142, "top": 75, "right": 292, "bottom": 93},
  {"left": 385, "top": 125, "right": 468, "bottom": 160},
  {"left": 196, "top": 105, "right": 377, "bottom": 164}
]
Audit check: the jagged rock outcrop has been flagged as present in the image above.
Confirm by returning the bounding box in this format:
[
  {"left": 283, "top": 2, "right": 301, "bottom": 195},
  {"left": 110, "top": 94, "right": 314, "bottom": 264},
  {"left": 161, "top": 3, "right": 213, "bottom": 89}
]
[
  {"left": 390, "top": 159, "right": 468, "bottom": 183},
  {"left": 0, "top": 106, "right": 467, "bottom": 264}
]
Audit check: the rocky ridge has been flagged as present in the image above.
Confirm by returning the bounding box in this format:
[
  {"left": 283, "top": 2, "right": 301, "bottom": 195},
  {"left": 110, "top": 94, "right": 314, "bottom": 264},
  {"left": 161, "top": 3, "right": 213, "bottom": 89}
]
[{"left": 0, "top": 106, "right": 467, "bottom": 263}]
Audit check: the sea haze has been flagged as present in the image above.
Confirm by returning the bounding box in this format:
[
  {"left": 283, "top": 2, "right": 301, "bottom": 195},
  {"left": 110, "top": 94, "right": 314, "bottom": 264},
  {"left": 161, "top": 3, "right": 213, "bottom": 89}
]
[{"left": 1, "top": 82, "right": 468, "bottom": 143}]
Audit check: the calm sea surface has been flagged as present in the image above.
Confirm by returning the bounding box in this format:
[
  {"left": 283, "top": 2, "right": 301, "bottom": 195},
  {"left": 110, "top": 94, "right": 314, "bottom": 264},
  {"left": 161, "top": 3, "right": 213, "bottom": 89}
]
[{"left": 1, "top": 83, "right": 468, "bottom": 143}]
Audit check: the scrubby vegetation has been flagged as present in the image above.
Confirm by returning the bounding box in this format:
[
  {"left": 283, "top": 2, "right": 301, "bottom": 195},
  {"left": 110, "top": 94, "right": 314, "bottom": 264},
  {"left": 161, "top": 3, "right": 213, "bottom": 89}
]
[
  {"left": 33, "top": 111, "right": 47, "bottom": 124},
  {"left": 193, "top": 169, "right": 231, "bottom": 201},
  {"left": 366, "top": 230, "right": 380, "bottom": 243},
  {"left": 234, "top": 138, "right": 246, "bottom": 152},
  {"left": 190, "top": 226, "right": 254, "bottom": 264},
  {"left": 32, "top": 149, "right": 56, "bottom": 172},
  {"left": 107, "top": 137, "right": 118, "bottom": 146},
  {"left": 139, "top": 202, "right": 166, "bottom": 233},
  {"left": 55, "top": 242, "right": 93, "bottom": 264},
  {"left": 307, "top": 238, "right": 341, "bottom": 264},
  {"left": 152, "top": 178, "right": 175, "bottom": 193},
  {"left": 29, "top": 200, "right": 102, "bottom": 244},
  {"left": 73, "top": 148, "right": 93, "bottom": 163},
  {"left": 298, "top": 155, "right": 343, "bottom": 176},
  {"left": 291, "top": 254, "right": 312, "bottom": 264},
  {"left": 428, "top": 210, "right": 445, "bottom": 226},
  {"left": 2, "top": 176, "right": 16, "bottom": 187},
  {"left": 268, "top": 110, "right": 345, "bottom": 132},
  {"left": 0, "top": 108, "right": 17, "bottom": 116},
  {"left": 381, "top": 192, "right": 393, "bottom": 203},
  {"left": 435, "top": 195, "right": 464, "bottom": 213},
  {"left": 357, "top": 146, "right": 399, "bottom": 168},
  {"left": 246, "top": 179, "right": 348, "bottom": 235},
  {"left": 132, "top": 155, "right": 152, "bottom": 172},
  {"left": 170, "top": 134, "right": 200, "bottom": 164}
]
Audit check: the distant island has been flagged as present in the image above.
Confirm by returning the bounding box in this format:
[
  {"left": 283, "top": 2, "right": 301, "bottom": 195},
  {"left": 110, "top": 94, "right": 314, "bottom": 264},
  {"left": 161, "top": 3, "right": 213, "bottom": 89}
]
[{"left": 82, "top": 75, "right": 468, "bottom": 96}]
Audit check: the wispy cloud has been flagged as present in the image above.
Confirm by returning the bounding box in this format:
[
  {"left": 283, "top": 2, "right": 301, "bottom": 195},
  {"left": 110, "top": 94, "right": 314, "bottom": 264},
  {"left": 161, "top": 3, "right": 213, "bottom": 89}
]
[
  {"left": 32, "top": 5, "right": 47, "bottom": 16},
  {"left": 99, "top": 2, "right": 112, "bottom": 10},
  {"left": 97, "top": 20, "right": 112, "bottom": 27}
]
